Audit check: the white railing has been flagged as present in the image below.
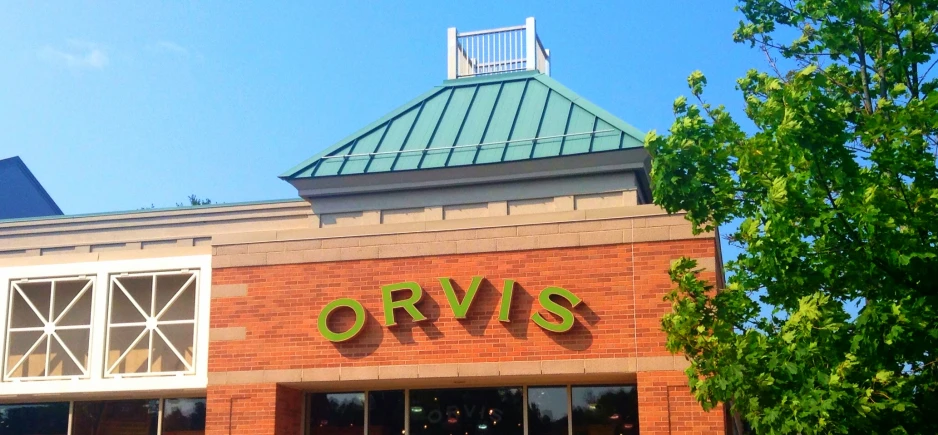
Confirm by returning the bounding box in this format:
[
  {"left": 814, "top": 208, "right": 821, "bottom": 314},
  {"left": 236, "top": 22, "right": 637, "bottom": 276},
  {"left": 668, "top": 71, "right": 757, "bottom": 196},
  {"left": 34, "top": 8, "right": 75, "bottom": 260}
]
[{"left": 447, "top": 17, "right": 550, "bottom": 79}]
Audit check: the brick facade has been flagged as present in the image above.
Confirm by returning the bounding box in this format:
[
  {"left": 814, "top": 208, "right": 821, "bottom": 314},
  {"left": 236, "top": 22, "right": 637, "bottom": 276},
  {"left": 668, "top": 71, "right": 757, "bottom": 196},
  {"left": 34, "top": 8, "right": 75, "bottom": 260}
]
[{"left": 207, "top": 239, "right": 724, "bottom": 434}]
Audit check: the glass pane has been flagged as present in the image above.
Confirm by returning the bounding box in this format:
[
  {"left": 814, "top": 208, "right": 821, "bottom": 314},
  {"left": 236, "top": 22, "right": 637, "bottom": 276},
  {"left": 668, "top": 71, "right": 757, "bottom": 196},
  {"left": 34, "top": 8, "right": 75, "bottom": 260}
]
[
  {"left": 5, "top": 331, "right": 45, "bottom": 377},
  {"left": 0, "top": 402, "right": 69, "bottom": 435},
  {"left": 54, "top": 279, "right": 93, "bottom": 326},
  {"left": 10, "top": 282, "right": 50, "bottom": 327},
  {"left": 528, "top": 387, "right": 568, "bottom": 435},
  {"left": 571, "top": 386, "right": 639, "bottom": 435},
  {"left": 107, "top": 327, "right": 149, "bottom": 374},
  {"left": 110, "top": 277, "right": 151, "bottom": 323},
  {"left": 162, "top": 398, "right": 206, "bottom": 435},
  {"left": 154, "top": 323, "right": 195, "bottom": 372},
  {"left": 409, "top": 387, "right": 524, "bottom": 435},
  {"left": 369, "top": 390, "right": 405, "bottom": 435},
  {"left": 155, "top": 273, "right": 196, "bottom": 321},
  {"left": 309, "top": 392, "right": 365, "bottom": 435},
  {"left": 48, "top": 337, "right": 83, "bottom": 376},
  {"left": 72, "top": 400, "right": 159, "bottom": 435}
]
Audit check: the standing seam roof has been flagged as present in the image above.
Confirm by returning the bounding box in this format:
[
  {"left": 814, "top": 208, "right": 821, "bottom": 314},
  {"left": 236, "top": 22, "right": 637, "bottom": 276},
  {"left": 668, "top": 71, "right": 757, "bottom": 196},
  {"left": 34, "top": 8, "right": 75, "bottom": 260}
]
[{"left": 281, "top": 71, "right": 645, "bottom": 179}]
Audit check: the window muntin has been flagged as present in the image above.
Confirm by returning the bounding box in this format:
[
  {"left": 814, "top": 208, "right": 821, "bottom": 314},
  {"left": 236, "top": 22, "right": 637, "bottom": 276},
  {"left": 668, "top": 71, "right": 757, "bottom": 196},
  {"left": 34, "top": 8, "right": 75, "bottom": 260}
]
[
  {"left": 105, "top": 271, "right": 198, "bottom": 377},
  {"left": 4, "top": 277, "right": 93, "bottom": 380}
]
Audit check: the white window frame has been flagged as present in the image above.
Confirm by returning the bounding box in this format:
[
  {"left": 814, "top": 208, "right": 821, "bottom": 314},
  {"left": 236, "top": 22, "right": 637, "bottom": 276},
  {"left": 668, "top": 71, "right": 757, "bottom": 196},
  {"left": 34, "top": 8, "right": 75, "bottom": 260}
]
[
  {"left": 0, "top": 255, "right": 211, "bottom": 398},
  {"left": 104, "top": 270, "right": 200, "bottom": 378},
  {"left": 4, "top": 275, "right": 95, "bottom": 381}
]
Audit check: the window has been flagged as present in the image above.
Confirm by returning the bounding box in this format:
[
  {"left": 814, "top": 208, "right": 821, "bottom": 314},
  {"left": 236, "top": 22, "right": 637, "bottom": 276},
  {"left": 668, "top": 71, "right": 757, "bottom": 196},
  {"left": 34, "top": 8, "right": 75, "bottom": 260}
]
[
  {"left": 528, "top": 387, "right": 568, "bottom": 435},
  {"left": 2, "top": 398, "right": 205, "bottom": 435},
  {"left": 4, "top": 277, "right": 93, "bottom": 379},
  {"left": 571, "top": 386, "right": 639, "bottom": 435},
  {"left": 308, "top": 392, "right": 365, "bottom": 435},
  {"left": 0, "top": 402, "right": 70, "bottom": 435},
  {"left": 72, "top": 399, "right": 159, "bottom": 435},
  {"left": 162, "top": 398, "right": 206, "bottom": 435},
  {"left": 307, "top": 385, "right": 638, "bottom": 435},
  {"left": 106, "top": 271, "right": 198, "bottom": 376},
  {"left": 368, "top": 390, "right": 404, "bottom": 435},
  {"left": 409, "top": 387, "right": 524, "bottom": 435}
]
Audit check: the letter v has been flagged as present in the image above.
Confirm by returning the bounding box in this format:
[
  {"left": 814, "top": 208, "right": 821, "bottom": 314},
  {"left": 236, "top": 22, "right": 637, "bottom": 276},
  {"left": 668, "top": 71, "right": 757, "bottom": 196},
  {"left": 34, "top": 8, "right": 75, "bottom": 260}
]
[{"left": 438, "top": 276, "right": 483, "bottom": 319}]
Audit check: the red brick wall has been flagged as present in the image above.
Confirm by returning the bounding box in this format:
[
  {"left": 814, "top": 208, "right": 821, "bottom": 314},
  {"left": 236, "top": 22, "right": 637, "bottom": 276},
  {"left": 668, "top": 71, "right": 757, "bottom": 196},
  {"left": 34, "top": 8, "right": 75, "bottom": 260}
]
[
  {"left": 638, "top": 371, "right": 726, "bottom": 434},
  {"left": 208, "top": 240, "right": 722, "bottom": 434},
  {"left": 205, "top": 384, "right": 303, "bottom": 435},
  {"left": 211, "top": 241, "right": 713, "bottom": 370}
]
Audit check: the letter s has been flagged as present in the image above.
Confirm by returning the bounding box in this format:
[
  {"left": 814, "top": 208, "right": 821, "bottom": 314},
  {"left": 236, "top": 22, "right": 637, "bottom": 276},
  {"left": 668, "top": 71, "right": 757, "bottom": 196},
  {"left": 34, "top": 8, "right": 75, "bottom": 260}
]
[{"left": 531, "top": 286, "right": 581, "bottom": 333}]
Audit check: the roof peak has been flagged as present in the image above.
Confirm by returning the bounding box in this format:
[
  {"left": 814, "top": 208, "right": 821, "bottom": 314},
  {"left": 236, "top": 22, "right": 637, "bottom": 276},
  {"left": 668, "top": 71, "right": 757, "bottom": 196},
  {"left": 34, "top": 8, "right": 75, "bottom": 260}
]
[{"left": 447, "top": 17, "right": 550, "bottom": 80}]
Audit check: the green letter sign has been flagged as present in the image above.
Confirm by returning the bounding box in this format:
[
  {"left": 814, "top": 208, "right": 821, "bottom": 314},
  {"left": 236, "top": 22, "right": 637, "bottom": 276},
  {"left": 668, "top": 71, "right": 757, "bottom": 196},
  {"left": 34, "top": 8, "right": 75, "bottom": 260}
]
[
  {"left": 381, "top": 281, "right": 427, "bottom": 326},
  {"left": 318, "top": 278, "right": 585, "bottom": 341},
  {"left": 531, "top": 286, "right": 582, "bottom": 333},
  {"left": 317, "top": 298, "right": 366, "bottom": 342},
  {"left": 498, "top": 279, "right": 515, "bottom": 322},
  {"left": 439, "top": 276, "right": 482, "bottom": 319}
]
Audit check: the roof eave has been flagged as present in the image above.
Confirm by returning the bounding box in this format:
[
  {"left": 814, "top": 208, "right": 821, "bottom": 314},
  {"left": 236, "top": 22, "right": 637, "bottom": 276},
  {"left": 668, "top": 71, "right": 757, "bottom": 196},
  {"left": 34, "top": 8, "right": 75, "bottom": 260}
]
[{"left": 287, "top": 147, "right": 651, "bottom": 200}]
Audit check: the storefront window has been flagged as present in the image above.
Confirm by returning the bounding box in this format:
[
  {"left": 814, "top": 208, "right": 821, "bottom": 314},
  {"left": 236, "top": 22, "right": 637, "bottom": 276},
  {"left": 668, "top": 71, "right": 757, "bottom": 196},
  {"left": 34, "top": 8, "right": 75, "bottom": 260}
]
[
  {"left": 162, "top": 398, "right": 206, "bottom": 435},
  {"left": 409, "top": 387, "right": 523, "bottom": 435},
  {"left": 369, "top": 391, "right": 404, "bottom": 435},
  {"left": 0, "top": 402, "right": 69, "bottom": 435},
  {"left": 527, "top": 387, "right": 568, "bottom": 435},
  {"left": 72, "top": 399, "right": 159, "bottom": 435},
  {"left": 309, "top": 392, "right": 365, "bottom": 435},
  {"left": 571, "top": 386, "right": 639, "bottom": 435}
]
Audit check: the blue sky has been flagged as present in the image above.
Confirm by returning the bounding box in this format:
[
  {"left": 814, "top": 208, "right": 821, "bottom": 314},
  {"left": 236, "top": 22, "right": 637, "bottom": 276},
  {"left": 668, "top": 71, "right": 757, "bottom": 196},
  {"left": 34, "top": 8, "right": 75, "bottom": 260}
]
[{"left": 1, "top": 1, "right": 764, "bottom": 261}]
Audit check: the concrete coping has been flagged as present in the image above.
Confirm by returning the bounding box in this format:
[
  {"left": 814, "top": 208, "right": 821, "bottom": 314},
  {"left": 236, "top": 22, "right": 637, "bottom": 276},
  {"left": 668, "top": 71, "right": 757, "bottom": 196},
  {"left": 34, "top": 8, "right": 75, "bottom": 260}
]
[{"left": 213, "top": 204, "right": 694, "bottom": 246}]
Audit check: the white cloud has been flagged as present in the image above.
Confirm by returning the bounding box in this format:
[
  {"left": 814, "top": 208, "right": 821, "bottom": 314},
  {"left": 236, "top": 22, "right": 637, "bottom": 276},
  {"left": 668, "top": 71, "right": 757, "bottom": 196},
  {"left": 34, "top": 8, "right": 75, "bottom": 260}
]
[
  {"left": 38, "top": 40, "right": 109, "bottom": 70},
  {"left": 151, "top": 40, "right": 190, "bottom": 57}
]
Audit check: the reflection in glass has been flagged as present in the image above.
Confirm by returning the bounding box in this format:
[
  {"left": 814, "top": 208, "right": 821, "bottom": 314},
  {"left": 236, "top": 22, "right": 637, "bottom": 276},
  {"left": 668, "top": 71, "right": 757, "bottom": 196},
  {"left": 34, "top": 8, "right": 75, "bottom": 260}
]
[
  {"left": 0, "top": 402, "right": 69, "bottom": 435},
  {"left": 309, "top": 392, "right": 365, "bottom": 435},
  {"left": 72, "top": 399, "right": 159, "bottom": 435},
  {"left": 369, "top": 390, "right": 405, "bottom": 435},
  {"left": 410, "top": 387, "right": 523, "bottom": 435},
  {"left": 572, "top": 386, "right": 639, "bottom": 435},
  {"left": 528, "top": 387, "right": 568, "bottom": 435},
  {"left": 162, "top": 398, "right": 207, "bottom": 435}
]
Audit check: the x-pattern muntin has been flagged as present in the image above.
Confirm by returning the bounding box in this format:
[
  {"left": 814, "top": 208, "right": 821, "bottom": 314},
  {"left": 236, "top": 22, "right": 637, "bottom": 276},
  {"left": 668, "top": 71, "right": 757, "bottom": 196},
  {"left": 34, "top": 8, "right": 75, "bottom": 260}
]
[
  {"left": 5, "top": 278, "right": 93, "bottom": 379},
  {"left": 106, "top": 272, "right": 197, "bottom": 376}
]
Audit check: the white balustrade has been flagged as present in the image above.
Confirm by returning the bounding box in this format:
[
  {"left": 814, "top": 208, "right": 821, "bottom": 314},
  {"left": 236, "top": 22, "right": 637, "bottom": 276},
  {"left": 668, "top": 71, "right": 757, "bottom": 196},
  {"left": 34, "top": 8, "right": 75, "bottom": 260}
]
[{"left": 448, "top": 17, "right": 550, "bottom": 79}]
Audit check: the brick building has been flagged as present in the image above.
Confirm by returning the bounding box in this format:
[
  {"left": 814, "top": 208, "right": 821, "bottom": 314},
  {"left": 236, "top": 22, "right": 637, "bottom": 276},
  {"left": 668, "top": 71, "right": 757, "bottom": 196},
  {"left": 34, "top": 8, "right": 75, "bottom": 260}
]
[{"left": 0, "top": 19, "right": 725, "bottom": 435}]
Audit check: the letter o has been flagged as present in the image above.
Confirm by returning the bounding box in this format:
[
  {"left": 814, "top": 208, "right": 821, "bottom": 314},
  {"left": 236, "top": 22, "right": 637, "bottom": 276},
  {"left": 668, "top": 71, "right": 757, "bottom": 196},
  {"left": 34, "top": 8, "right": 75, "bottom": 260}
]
[{"left": 317, "top": 298, "right": 366, "bottom": 342}]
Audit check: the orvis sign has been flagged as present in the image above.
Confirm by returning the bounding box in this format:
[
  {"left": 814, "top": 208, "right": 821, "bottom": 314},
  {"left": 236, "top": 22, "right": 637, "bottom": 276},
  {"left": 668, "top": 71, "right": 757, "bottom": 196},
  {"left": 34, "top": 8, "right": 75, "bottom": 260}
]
[{"left": 317, "top": 276, "right": 583, "bottom": 342}]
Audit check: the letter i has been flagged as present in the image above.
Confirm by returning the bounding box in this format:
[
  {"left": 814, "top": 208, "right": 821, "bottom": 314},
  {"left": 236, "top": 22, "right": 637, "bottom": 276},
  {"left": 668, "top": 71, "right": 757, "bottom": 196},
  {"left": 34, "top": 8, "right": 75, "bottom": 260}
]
[{"left": 498, "top": 279, "right": 515, "bottom": 322}]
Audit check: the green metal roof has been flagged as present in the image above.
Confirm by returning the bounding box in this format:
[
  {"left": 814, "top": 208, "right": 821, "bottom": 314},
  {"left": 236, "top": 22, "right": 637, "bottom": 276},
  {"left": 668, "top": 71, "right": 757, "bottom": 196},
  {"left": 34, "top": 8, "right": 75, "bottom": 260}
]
[{"left": 281, "top": 71, "right": 646, "bottom": 180}]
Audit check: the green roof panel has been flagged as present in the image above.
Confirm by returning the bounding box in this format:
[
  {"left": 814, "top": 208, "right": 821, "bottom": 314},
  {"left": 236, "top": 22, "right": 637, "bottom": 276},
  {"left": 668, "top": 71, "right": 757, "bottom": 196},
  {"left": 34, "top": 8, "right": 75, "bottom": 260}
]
[{"left": 281, "top": 71, "right": 646, "bottom": 180}]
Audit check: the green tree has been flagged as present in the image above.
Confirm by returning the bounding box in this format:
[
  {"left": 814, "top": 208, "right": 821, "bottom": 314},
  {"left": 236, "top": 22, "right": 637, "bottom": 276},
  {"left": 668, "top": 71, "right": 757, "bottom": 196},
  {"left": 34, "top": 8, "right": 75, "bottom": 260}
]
[
  {"left": 177, "top": 194, "right": 212, "bottom": 207},
  {"left": 646, "top": 1, "right": 938, "bottom": 433}
]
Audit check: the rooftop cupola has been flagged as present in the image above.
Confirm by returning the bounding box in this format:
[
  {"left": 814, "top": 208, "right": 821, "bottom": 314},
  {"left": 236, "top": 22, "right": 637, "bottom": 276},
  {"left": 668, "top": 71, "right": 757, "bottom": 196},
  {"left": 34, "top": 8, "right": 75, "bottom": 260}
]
[
  {"left": 281, "top": 18, "right": 652, "bottom": 219},
  {"left": 447, "top": 17, "right": 550, "bottom": 79}
]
